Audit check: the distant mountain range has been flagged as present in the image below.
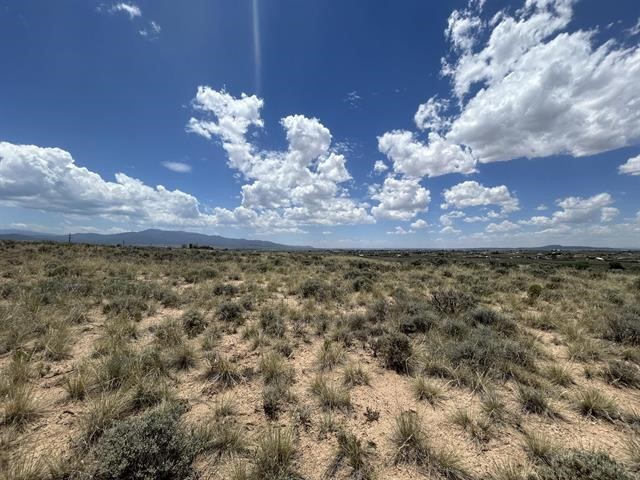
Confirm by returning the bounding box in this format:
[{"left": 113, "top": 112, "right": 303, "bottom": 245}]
[{"left": 0, "top": 228, "right": 312, "bottom": 250}]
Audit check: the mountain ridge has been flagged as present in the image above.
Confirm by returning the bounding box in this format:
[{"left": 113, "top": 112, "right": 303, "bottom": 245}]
[{"left": 0, "top": 228, "right": 312, "bottom": 250}]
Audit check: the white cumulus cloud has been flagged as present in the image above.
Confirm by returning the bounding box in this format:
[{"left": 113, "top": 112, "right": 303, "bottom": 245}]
[
  {"left": 618, "top": 154, "right": 640, "bottom": 176},
  {"left": 441, "top": 181, "right": 519, "bottom": 213}
]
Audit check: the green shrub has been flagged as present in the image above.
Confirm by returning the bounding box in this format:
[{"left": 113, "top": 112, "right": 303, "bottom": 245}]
[
  {"left": 88, "top": 403, "right": 195, "bottom": 480},
  {"left": 259, "top": 308, "right": 286, "bottom": 337},
  {"left": 528, "top": 284, "right": 543, "bottom": 301}
]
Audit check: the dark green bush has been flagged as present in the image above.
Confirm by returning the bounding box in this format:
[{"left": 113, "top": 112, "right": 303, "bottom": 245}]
[
  {"left": 376, "top": 332, "right": 412, "bottom": 374},
  {"left": 180, "top": 310, "right": 206, "bottom": 337},
  {"left": 217, "top": 301, "right": 243, "bottom": 324},
  {"left": 528, "top": 284, "right": 543, "bottom": 300},
  {"left": 88, "top": 403, "right": 195, "bottom": 480}
]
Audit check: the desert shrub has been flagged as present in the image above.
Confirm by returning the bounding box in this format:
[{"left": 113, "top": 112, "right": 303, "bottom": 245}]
[
  {"left": 445, "top": 328, "right": 534, "bottom": 380},
  {"left": 298, "top": 278, "right": 339, "bottom": 301},
  {"left": 88, "top": 403, "right": 195, "bottom": 480},
  {"left": 609, "top": 261, "right": 625, "bottom": 270},
  {"left": 375, "top": 332, "right": 412, "bottom": 374},
  {"left": 467, "top": 308, "right": 517, "bottom": 336},
  {"left": 601, "top": 360, "right": 640, "bottom": 388},
  {"left": 81, "top": 392, "right": 133, "bottom": 443},
  {"left": 218, "top": 301, "right": 244, "bottom": 324},
  {"left": 213, "top": 283, "right": 239, "bottom": 296},
  {"left": 180, "top": 310, "right": 206, "bottom": 337},
  {"left": 430, "top": 288, "right": 475, "bottom": 315},
  {"left": 528, "top": 284, "right": 543, "bottom": 301},
  {"left": 604, "top": 308, "right": 640, "bottom": 345},
  {"left": 259, "top": 308, "right": 286, "bottom": 337},
  {"left": 351, "top": 276, "right": 373, "bottom": 292},
  {"left": 102, "top": 295, "right": 148, "bottom": 320},
  {"left": 398, "top": 303, "right": 438, "bottom": 334},
  {"left": 536, "top": 449, "right": 633, "bottom": 480},
  {"left": 183, "top": 267, "right": 217, "bottom": 283},
  {"left": 153, "top": 319, "right": 184, "bottom": 347}
]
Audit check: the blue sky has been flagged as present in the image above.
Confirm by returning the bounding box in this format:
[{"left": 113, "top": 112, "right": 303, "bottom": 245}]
[{"left": 1, "top": 0, "right": 639, "bottom": 247}]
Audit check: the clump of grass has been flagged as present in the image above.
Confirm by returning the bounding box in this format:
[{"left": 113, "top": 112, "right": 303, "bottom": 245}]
[
  {"left": 430, "top": 288, "right": 475, "bottom": 315},
  {"left": 326, "top": 430, "right": 375, "bottom": 480},
  {"left": 262, "top": 378, "right": 294, "bottom": 419},
  {"left": 205, "top": 353, "right": 243, "bottom": 388},
  {"left": 317, "top": 339, "right": 345, "bottom": 371},
  {"left": 451, "top": 408, "right": 492, "bottom": 443},
  {"left": 601, "top": 360, "right": 640, "bottom": 388},
  {"left": 567, "top": 337, "right": 604, "bottom": 362},
  {"left": 489, "top": 461, "right": 535, "bottom": 480},
  {"left": 81, "top": 391, "right": 133, "bottom": 443},
  {"left": 412, "top": 377, "right": 444, "bottom": 405},
  {"left": 523, "top": 431, "right": 555, "bottom": 464},
  {"left": 252, "top": 426, "right": 297, "bottom": 480},
  {"left": 212, "top": 395, "right": 237, "bottom": 418},
  {"left": 259, "top": 351, "right": 294, "bottom": 385},
  {"left": 310, "top": 375, "right": 351, "bottom": 411},
  {"left": 391, "top": 411, "right": 468, "bottom": 479},
  {"left": 626, "top": 434, "right": 640, "bottom": 472},
  {"left": 2, "top": 385, "right": 40, "bottom": 426},
  {"left": 481, "top": 390, "right": 509, "bottom": 424},
  {"left": 168, "top": 343, "right": 197, "bottom": 370},
  {"left": 545, "top": 364, "right": 574, "bottom": 387},
  {"left": 64, "top": 369, "right": 90, "bottom": 400},
  {"left": 40, "top": 323, "right": 71, "bottom": 361},
  {"left": 342, "top": 362, "right": 370, "bottom": 387},
  {"left": 518, "top": 386, "right": 558, "bottom": 418},
  {"left": 192, "top": 417, "right": 248, "bottom": 459},
  {"left": 575, "top": 388, "right": 620, "bottom": 421}
]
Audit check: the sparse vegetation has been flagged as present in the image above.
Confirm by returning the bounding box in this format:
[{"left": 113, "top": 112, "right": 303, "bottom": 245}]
[{"left": 1, "top": 242, "right": 639, "bottom": 479}]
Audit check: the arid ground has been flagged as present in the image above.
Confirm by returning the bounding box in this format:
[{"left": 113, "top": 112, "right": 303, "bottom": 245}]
[{"left": 1, "top": 241, "right": 639, "bottom": 479}]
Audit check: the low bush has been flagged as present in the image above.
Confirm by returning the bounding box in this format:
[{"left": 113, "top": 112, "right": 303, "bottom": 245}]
[
  {"left": 536, "top": 449, "right": 633, "bottom": 480},
  {"left": 88, "top": 403, "right": 195, "bottom": 480},
  {"left": 375, "top": 332, "right": 412, "bottom": 374},
  {"left": 180, "top": 310, "right": 207, "bottom": 337}
]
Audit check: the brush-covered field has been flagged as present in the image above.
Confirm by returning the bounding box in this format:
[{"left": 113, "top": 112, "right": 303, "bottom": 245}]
[{"left": 1, "top": 241, "right": 639, "bottom": 480}]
